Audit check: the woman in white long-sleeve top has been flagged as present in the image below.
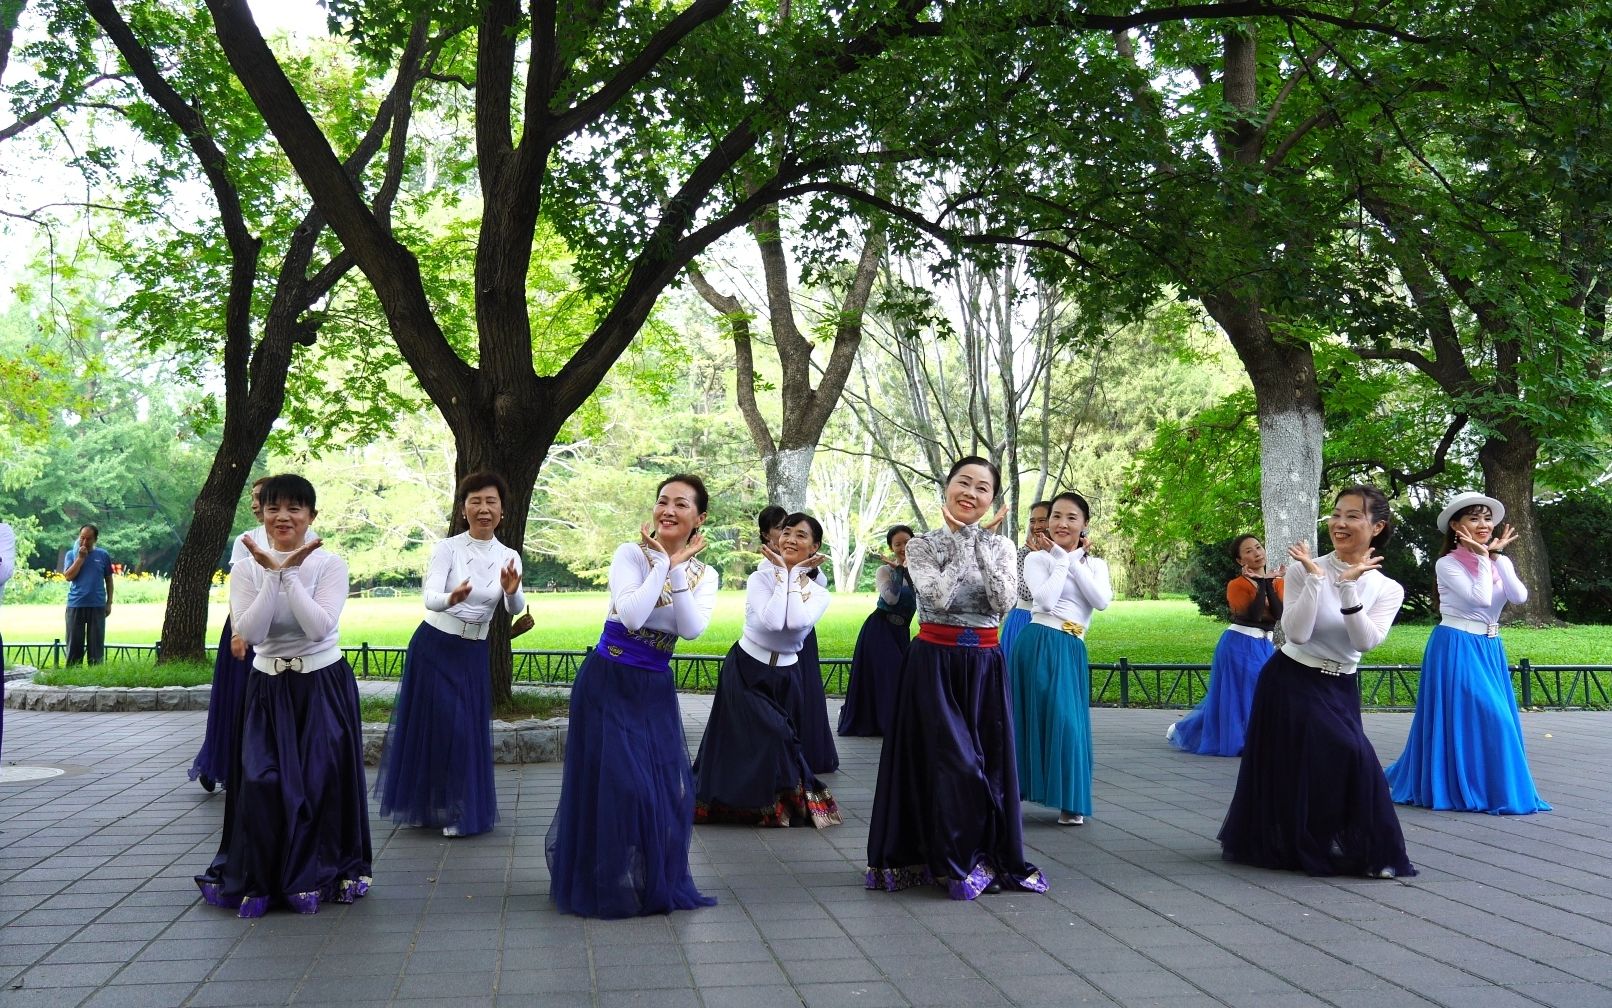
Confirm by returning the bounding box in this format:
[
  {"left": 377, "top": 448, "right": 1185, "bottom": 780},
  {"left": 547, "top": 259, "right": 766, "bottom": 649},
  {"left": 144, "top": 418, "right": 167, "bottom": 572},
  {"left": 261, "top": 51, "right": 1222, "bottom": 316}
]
[
  {"left": 866, "top": 456, "right": 1047, "bottom": 901},
  {"left": 1385, "top": 492, "right": 1548, "bottom": 814},
  {"left": 693, "top": 513, "right": 841, "bottom": 828},
  {"left": 195, "top": 474, "right": 372, "bottom": 917},
  {"left": 1220, "top": 485, "right": 1415, "bottom": 879},
  {"left": 1009, "top": 491, "right": 1111, "bottom": 825},
  {"left": 546, "top": 475, "right": 718, "bottom": 918},
  {"left": 376, "top": 472, "right": 525, "bottom": 838}
]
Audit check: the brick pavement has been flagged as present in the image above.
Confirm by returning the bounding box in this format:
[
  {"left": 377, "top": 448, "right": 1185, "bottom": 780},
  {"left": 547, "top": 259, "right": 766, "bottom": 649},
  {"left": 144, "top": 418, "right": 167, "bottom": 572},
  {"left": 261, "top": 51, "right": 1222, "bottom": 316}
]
[{"left": 3, "top": 699, "right": 1610, "bottom": 1008}]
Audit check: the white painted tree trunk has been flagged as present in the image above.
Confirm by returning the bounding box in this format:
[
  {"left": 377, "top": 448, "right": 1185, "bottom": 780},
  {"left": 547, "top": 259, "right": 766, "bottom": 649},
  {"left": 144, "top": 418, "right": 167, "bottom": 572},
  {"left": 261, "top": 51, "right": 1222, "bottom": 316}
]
[
  {"left": 766, "top": 446, "right": 814, "bottom": 513},
  {"left": 1257, "top": 405, "right": 1323, "bottom": 563}
]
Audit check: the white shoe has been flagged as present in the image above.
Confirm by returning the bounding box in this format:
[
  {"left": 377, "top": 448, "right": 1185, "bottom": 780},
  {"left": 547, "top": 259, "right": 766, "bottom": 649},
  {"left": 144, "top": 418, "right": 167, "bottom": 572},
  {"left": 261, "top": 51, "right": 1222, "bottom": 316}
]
[
  {"left": 1165, "top": 723, "right": 1177, "bottom": 742},
  {"left": 442, "top": 826, "right": 461, "bottom": 838},
  {"left": 1057, "top": 812, "right": 1085, "bottom": 826}
]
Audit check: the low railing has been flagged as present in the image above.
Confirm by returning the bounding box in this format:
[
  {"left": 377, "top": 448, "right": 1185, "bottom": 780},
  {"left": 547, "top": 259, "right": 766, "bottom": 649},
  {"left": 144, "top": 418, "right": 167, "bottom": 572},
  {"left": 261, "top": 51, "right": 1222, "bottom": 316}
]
[{"left": 6, "top": 641, "right": 1610, "bottom": 710}]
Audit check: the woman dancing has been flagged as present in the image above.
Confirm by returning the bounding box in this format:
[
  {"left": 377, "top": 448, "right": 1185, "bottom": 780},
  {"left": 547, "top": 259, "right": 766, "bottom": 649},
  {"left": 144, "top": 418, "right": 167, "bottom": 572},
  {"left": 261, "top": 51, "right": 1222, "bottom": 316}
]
[
  {"left": 1384, "top": 492, "right": 1548, "bottom": 814},
  {"left": 866, "top": 456, "right": 1047, "bottom": 900},
  {"left": 546, "top": 475, "right": 718, "bottom": 918},
  {"left": 837, "top": 524, "right": 915, "bottom": 737},
  {"left": 375, "top": 472, "right": 525, "bottom": 838},
  {"left": 757, "top": 506, "right": 840, "bottom": 775},
  {"left": 694, "top": 512, "right": 841, "bottom": 827},
  {"left": 1219, "top": 485, "right": 1415, "bottom": 879},
  {"left": 1010, "top": 491, "right": 1111, "bottom": 825},
  {"left": 1167, "top": 535, "right": 1283, "bottom": 757},
  {"left": 195, "top": 474, "right": 372, "bottom": 916},
  {"left": 1000, "top": 501, "right": 1050, "bottom": 657}
]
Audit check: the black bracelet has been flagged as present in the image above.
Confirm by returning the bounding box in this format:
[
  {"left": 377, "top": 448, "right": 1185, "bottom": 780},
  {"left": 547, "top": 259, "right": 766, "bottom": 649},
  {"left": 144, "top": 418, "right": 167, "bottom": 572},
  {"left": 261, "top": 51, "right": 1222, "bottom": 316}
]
[{"left": 1339, "top": 603, "right": 1363, "bottom": 615}]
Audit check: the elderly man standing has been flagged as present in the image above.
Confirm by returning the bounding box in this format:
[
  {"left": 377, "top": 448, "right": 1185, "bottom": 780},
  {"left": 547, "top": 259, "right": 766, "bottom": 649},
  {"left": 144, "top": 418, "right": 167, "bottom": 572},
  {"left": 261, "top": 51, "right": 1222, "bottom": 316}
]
[{"left": 63, "top": 524, "right": 114, "bottom": 666}]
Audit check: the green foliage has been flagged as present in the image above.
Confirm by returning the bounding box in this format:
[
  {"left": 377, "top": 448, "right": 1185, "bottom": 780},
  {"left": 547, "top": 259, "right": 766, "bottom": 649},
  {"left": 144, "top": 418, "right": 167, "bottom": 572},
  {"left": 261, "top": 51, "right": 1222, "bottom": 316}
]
[
  {"left": 1539, "top": 486, "right": 1612, "bottom": 623},
  {"left": 1183, "top": 539, "right": 1238, "bottom": 622}
]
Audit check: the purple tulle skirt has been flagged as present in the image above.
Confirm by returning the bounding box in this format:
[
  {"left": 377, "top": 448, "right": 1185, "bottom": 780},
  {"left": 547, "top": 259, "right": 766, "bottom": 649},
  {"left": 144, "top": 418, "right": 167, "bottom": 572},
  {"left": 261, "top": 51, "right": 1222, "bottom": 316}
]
[
  {"left": 693, "top": 644, "right": 840, "bottom": 828},
  {"left": 1219, "top": 650, "right": 1415, "bottom": 878},
  {"left": 189, "top": 619, "right": 251, "bottom": 788},
  {"left": 838, "top": 611, "right": 911, "bottom": 737},
  {"left": 1168, "top": 628, "right": 1273, "bottom": 757},
  {"left": 866, "top": 638, "right": 1048, "bottom": 899},
  {"left": 195, "top": 658, "right": 373, "bottom": 917},
  {"left": 374, "top": 621, "right": 499, "bottom": 835},
  {"left": 546, "top": 647, "right": 716, "bottom": 918},
  {"left": 788, "top": 630, "right": 839, "bottom": 774}
]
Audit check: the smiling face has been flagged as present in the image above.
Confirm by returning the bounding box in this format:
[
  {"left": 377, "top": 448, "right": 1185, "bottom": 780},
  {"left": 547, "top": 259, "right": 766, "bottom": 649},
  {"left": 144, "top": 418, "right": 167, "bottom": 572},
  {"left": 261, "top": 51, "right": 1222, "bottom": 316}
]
[
  {"left": 1047, "top": 499, "right": 1087, "bottom": 550},
  {"left": 776, "top": 520, "right": 820, "bottom": 566},
  {"left": 1236, "top": 537, "right": 1267, "bottom": 571},
  {"left": 945, "top": 463, "right": 996, "bottom": 523},
  {"left": 890, "top": 530, "right": 912, "bottom": 565},
  {"left": 462, "top": 485, "right": 504, "bottom": 541},
  {"left": 249, "top": 483, "right": 265, "bottom": 523},
  {"left": 653, "top": 480, "right": 704, "bottom": 544},
  {"left": 1027, "top": 504, "right": 1050, "bottom": 541},
  {"left": 1327, "top": 492, "right": 1384, "bottom": 559},
  {"left": 263, "top": 499, "right": 314, "bottom": 552},
  {"left": 1450, "top": 505, "right": 1494, "bottom": 546}
]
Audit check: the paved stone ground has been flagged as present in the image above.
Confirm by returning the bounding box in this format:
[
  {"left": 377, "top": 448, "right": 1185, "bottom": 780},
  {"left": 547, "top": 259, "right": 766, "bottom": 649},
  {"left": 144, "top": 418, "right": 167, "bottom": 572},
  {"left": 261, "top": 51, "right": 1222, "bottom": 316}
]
[{"left": 3, "top": 699, "right": 1610, "bottom": 1008}]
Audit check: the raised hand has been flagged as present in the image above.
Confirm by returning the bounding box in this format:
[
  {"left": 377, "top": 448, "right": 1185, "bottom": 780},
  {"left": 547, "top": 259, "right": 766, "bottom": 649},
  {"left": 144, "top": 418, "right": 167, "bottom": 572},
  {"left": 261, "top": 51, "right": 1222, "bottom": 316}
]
[
  {"left": 448, "top": 578, "right": 474, "bottom": 606},
  {"left": 939, "top": 502, "right": 964, "bottom": 532},
  {"left": 1336, "top": 548, "right": 1385, "bottom": 582},
  {"left": 282, "top": 538, "right": 323, "bottom": 569},
  {"left": 1287, "top": 540, "right": 1322, "bottom": 577},
  {"left": 500, "top": 559, "right": 522, "bottom": 595},
  {"left": 761, "top": 543, "right": 787, "bottom": 570},
  {"left": 1029, "top": 531, "right": 1054, "bottom": 552},
  {"left": 640, "top": 523, "right": 667, "bottom": 555},
  {"left": 1489, "top": 524, "right": 1520, "bottom": 553},
  {"left": 983, "top": 506, "right": 1008, "bottom": 533},
  {"left": 670, "top": 530, "right": 707, "bottom": 567},
  {"left": 242, "top": 534, "right": 323, "bottom": 572},
  {"left": 799, "top": 552, "right": 827, "bottom": 572}
]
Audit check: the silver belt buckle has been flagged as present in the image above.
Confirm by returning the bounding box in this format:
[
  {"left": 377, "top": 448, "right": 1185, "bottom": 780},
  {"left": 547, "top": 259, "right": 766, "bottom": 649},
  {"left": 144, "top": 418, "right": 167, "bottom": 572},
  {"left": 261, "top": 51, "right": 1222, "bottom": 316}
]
[
  {"left": 273, "top": 656, "right": 305, "bottom": 674},
  {"left": 1318, "top": 657, "right": 1344, "bottom": 676},
  {"left": 1485, "top": 623, "right": 1499, "bottom": 638},
  {"left": 461, "top": 621, "right": 485, "bottom": 640}
]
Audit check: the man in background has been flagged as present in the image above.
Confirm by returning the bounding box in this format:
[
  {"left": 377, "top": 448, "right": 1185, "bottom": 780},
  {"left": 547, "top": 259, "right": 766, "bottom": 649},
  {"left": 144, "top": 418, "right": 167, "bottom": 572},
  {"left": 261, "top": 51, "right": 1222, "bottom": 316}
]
[
  {"left": 62, "top": 524, "right": 114, "bottom": 666},
  {"left": 1, "top": 520, "right": 14, "bottom": 757}
]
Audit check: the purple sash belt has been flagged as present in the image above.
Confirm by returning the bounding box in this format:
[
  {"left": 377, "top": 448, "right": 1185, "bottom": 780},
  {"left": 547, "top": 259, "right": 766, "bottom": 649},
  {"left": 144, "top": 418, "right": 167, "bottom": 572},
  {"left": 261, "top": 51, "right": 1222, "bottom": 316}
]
[{"left": 595, "top": 620, "right": 677, "bottom": 674}]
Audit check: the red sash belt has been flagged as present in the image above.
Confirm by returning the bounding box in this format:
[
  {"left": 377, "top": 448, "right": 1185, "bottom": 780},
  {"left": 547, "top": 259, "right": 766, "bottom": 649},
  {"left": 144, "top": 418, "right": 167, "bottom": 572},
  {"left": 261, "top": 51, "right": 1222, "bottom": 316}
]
[{"left": 916, "top": 622, "right": 999, "bottom": 648}]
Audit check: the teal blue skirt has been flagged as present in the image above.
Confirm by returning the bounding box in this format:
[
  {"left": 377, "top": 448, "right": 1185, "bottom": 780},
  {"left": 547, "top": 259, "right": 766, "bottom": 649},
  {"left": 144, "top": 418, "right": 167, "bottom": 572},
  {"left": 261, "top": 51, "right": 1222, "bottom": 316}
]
[{"left": 1007, "top": 623, "right": 1092, "bottom": 816}]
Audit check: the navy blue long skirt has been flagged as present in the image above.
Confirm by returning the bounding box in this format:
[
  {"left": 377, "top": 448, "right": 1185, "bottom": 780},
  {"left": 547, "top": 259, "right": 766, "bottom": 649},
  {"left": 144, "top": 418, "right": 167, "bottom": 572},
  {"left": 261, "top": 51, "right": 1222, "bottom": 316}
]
[
  {"left": 1219, "top": 651, "right": 1415, "bottom": 878},
  {"left": 693, "top": 644, "right": 840, "bottom": 827},
  {"left": 866, "top": 638, "right": 1048, "bottom": 899},
  {"left": 790, "top": 630, "right": 839, "bottom": 774},
  {"left": 195, "top": 658, "right": 373, "bottom": 916},
  {"left": 546, "top": 649, "right": 716, "bottom": 918},
  {"left": 838, "top": 611, "right": 911, "bottom": 737},
  {"left": 1168, "top": 629, "right": 1272, "bottom": 757},
  {"left": 190, "top": 619, "right": 252, "bottom": 789},
  {"left": 374, "top": 622, "right": 498, "bottom": 835}
]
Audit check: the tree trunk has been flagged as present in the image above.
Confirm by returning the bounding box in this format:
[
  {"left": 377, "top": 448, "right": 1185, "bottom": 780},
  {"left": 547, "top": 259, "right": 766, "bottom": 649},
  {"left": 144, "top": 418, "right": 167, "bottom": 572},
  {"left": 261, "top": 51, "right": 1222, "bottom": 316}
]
[
  {"left": 1204, "top": 294, "right": 1325, "bottom": 561},
  {"left": 159, "top": 430, "right": 263, "bottom": 660},
  {"left": 765, "top": 446, "right": 814, "bottom": 512},
  {"left": 1478, "top": 423, "right": 1554, "bottom": 624}
]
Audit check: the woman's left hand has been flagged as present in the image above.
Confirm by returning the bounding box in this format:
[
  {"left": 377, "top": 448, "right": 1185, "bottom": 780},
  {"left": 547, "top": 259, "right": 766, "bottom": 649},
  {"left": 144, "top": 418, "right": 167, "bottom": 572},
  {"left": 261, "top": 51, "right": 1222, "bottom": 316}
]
[
  {"left": 1489, "top": 524, "right": 1519, "bottom": 553},
  {"left": 500, "top": 559, "right": 522, "bottom": 594},
  {"left": 1336, "top": 548, "right": 1384, "bottom": 582},
  {"left": 670, "top": 531, "right": 707, "bottom": 567},
  {"left": 983, "top": 507, "right": 1008, "bottom": 533}
]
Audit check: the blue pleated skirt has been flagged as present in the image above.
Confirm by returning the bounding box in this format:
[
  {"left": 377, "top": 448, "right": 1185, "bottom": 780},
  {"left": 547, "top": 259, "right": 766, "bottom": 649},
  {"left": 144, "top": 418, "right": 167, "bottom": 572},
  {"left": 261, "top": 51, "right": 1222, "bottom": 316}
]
[
  {"left": 866, "top": 637, "right": 1047, "bottom": 899},
  {"left": 1008, "top": 623, "right": 1093, "bottom": 816},
  {"left": 190, "top": 619, "right": 252, "bottom": 788},
  {"left": 1220, "top": 651, "right": 1415, "bottom": 878},
  {"left": 1168, "top": 629, "right": 1273, "bottom": 757},
  {"left": 374, "top": 621, "right": 499, "bottom": 835},
  {"left": 546, "top": 648, "right": 716, "bottom": 918},
  {"left": 838, "top": 611, "right": 911, "bottom": 737},
  {"left": 1384, "top": 625, "right": 1549, "bottom": 815},
  {"left": 999, "top": 606, "right": 1032, "bottom": 659},
  {"left": 195, "top": 658, "right": 373, "bottom": 916}
]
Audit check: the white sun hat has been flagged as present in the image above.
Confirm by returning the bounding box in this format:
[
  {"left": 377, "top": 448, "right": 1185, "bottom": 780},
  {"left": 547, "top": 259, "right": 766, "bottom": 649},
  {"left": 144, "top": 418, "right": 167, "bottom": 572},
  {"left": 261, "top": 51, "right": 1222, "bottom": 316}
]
[{"left": 1437, "top": 491, "right": 1505, "bottom": 533}]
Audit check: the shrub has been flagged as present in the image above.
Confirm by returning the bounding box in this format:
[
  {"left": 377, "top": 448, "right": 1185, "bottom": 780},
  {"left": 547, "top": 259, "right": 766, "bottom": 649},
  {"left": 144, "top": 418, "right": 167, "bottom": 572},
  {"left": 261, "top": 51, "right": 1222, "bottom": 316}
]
[{"left": 1540, "top": 486, "right": 1612, "bottom": 622}]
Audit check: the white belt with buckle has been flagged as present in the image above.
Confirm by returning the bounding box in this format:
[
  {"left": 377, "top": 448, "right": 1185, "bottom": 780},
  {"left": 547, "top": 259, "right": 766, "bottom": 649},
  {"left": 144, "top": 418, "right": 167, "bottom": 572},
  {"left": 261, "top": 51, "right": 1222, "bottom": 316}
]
[
  {"left": 252, "top": 646, "right": 343, "bottom": 676},
  {"left": 1441, "top": 615, "right": 1500, "bottom": 638},
  {"left": 425, "top": 609, "right": 491, "bottom": 641},
  {"left": 1281, "top": 643, "right": 1357, "bottom": 677},
  {"left": 1228, "top": 624, "right": 1273, "bottom": 641}
]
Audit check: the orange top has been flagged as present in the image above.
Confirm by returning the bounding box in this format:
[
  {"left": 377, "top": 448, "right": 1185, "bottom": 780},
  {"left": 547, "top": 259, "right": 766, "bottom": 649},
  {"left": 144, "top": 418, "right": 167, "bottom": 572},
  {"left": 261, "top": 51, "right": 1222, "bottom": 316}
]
[{"left": 1227, "top": 574, "right": 1285, "bottom": 626}]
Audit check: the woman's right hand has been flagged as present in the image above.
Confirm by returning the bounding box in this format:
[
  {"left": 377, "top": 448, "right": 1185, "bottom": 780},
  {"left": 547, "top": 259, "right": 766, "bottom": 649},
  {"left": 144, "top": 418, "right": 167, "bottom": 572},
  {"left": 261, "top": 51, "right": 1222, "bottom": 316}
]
[
  {"left": 447, "top": 578, "right": 473, "bottom": 606},
  {"left": 640, "top": 523, "right": 667, "bottom": 556},
  {"left": 1287, "top": 540, "right": 1322, "bottom": 577}
]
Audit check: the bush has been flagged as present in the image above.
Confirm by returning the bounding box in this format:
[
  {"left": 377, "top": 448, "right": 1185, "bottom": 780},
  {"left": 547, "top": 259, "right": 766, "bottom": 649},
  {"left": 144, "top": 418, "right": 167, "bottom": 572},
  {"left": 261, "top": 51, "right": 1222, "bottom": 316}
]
[{"left": 1540, "top": 486, "right": 1612, "bottom": 622}]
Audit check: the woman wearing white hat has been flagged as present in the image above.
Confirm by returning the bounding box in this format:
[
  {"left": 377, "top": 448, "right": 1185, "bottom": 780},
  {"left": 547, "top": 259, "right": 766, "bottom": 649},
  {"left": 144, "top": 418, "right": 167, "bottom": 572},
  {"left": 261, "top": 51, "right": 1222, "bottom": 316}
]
[{"left": 1383, "top": 492, "right": 1549, "bottom": 814}]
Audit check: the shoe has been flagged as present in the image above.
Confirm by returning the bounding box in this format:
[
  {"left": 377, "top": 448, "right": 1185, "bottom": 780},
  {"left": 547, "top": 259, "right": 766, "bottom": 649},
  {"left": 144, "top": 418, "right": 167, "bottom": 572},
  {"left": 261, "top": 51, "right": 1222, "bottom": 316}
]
[
  {"left": 1371, "top": 867, "right": 1397, "bottom": 880},
  {"left": 1057, "top": 812, "right": 1085, "bottom": 825},
  {"left": 1164, "top": 723, "right": 1177, "bottom": 742},
  {"left": 198, "top": 775, "right": 216, "bottom": 793},
  {"left": 442, "top": 826, "right": 461, "bottom": 838},
  {"left": 983, "top": 881, "right": 1002, "bottom": 894}
]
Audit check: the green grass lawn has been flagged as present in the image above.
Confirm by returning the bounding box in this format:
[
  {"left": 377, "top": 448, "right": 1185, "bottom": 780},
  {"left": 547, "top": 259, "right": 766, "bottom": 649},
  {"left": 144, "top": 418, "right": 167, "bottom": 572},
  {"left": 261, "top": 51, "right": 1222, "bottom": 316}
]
[{"left": 5, "top": 593, "right": 1608, "bottom": 667}]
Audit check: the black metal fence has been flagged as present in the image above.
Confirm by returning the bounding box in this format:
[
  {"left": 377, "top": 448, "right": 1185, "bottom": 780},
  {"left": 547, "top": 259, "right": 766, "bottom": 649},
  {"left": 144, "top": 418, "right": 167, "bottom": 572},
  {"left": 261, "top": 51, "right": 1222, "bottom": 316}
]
[{"left": 8, "top": 640, "right": 1611, "bottom": 710}]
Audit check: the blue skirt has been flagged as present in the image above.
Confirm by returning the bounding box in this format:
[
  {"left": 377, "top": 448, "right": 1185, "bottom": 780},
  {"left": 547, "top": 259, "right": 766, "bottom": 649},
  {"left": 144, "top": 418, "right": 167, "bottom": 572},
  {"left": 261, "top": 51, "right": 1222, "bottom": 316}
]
[
  {"left": 838, "top": 611, "right": 910, "bottom": 737},
  {"left": 190, "top": 618, "right": 252, "bottom": 788},
  {"left": 374, "top": 621, "right": 499, "bottom": 835},
  {"left": 866, "top": 638, "right": 1047, "bottom": 899},
  {"left": 999, "top": 606, "right": 1032, "bottom": 658},
  {"left": 195, "top": 658, "right": 373, "bottom": 916},
  {"left": 546, "top": 648, "right": 715, "bottom": 918},
  {"left": 789, "top": 630, "right": 839, "bottom": 774},
  {"left": 1168, "top": 629, "right": 1273, "bottom": 757},
  {"left": 1219, "top": 651, "right": 1415, "bottom": 878},
  {"left": 1008, "top": 623, "right": 1093, "bottom": 815},
  {"left": 1384, "top": 625, "right": 1549, "bottom": 814},
  {"left": 692, "top": 644, "right": 840, "bottom": 827}
]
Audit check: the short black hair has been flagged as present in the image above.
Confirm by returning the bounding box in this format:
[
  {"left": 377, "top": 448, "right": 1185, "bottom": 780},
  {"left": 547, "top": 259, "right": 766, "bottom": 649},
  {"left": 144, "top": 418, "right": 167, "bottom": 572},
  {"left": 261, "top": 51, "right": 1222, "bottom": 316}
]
[
  {"left": 780, "top": 512, "right": 823, "bottom": 547},
  {"left": 258, "top": 474, "right": 317, "bottom": 512},
  {"left": 757, "top": 504, "right": 788, "bottom": 541},
  {"left": 456, "top": 471, "right": 510, "bottom": 511},
  {"left": 945, "top": 455, "right": 1001, "bottom": 496},
  {"left": 658, "top": 474, "right": 709, "bottom": 514},
  {"left": 885, "top": 524, "right": 914, "bottom": 547},
  {"left": 1049, "top": 491, "right": 1090, "bottom": 522}
]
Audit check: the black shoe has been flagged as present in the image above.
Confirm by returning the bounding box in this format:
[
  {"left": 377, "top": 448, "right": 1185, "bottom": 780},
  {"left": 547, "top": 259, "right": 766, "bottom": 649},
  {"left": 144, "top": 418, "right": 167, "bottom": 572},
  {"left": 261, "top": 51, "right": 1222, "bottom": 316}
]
[
  {"left": 983, "top": 881, "right": 1002, "bottom": 894},
  {"left": 199, "top": 775, "right": 216, "bottom": 793}
]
